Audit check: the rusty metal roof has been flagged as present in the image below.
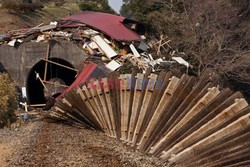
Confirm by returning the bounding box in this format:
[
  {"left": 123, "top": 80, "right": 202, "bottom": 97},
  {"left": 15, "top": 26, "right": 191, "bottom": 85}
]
[{"left": 63, "top": 11, "right": 142, "bottom": 41}]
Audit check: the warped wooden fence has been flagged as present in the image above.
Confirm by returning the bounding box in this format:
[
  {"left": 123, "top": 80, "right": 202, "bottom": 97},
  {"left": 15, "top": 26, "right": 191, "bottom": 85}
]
[{"left": 49, "top": 70, "right": 250, "bottom": 167}]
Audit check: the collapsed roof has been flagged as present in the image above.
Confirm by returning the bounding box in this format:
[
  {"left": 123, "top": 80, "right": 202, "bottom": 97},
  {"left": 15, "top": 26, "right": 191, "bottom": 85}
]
[{"left": 63, "top": 11, "right": 142, "bottom": 41}]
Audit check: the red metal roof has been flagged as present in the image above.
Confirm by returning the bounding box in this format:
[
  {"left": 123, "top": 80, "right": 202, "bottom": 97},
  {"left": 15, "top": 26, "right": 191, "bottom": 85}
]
[
  {"left": 64, "top": 11, "right": 142, "bottom": 41},
  {"left": 57, "top": 63, "right": 97, "bottom": 100}
]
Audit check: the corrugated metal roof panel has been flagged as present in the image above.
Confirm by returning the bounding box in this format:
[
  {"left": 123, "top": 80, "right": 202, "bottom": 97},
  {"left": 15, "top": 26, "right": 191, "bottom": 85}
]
[{"left": 63, "top": 11, "right": 142, "bottom": 41}]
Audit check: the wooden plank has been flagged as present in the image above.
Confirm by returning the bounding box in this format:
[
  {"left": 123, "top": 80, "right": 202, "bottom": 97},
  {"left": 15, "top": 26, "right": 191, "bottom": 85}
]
[
  {"left": 137, "top": 76, "right": 180, "bottom": 151},
  {"left": 109, "top": 72, "right": 121, "bottom": 139},
  {"left": 119, "top": 74, "right": 127, "bottom": 140},
  {"left": 123, "top": 74, "right": 133, "bottom": 141},
  {"left": 178, "top": 122, "right": 250, "bottom": 167},
  {"left": 65, "top": 89, "right": 102, "bottom": 129},
  {"left": 145, "top": 74, "right": 193, "bottom": 153},
  {"left": 152, "top": 89, "right": 234, "bottom": 156},
  {"left": 129, "top": 68, "right": 152, "bottom": 145},
  {"left": 125, "top": 69, "right": 138, "bottom": 141},
  {"left": 81, "top": 85, "right": 105, "bottom": 130},
  {"left": 162, "top": 89, "right": 236, "bottom": 152},
  {"left": 87, "top": 81, "right": 107, "bottom": 131},
  {"left": 91, "top": 35, "right": 117, "bottom": 59},
  {"left": 131, "top": 74, "right": 158, "bottom": 147},
  {"left": 130, "top": 44, "right": 141, "bottom": 58},
  {"left": 163, "top": 78, "right": 213, "bottom": 137},
  {"left": 160, "top": 98, "right": 248, "bottom": 159},
  {"left": 35, "top": 72, "right": 48, "bottom": 91},
  {"left": 169, "top": 112, "right": 250, "bottom": 165},
  {"left": 135, "top": 72, "right": 170, "bottom": 148},
  {"left": 43, "top": 42, "right": 50, "bottom": 81},
  {"left": 150, "top": 87, "right": 220, "bottom": 155},
  {"left": 76, "top": 88, "right": 100, "bottom": 124},
  {"left": 220, "top": 160, "right": 250, "bottom": 167},
  {"left": 91, "top": 80, "right": 112, "bottom": 134},
  {"left": 101, "top": 78, "right": 117, "bottom": 137},
  {"left": 55, "top": 101, "right": 91, "bottom": 128},
  {"left": 198, "top": 139, "right": 250, "bottom": 166},
  {"left": 127, "top": 73, "right": 145, "bottom": 143},
  {"left": 208, "top": 147, "right": 250, "bottom": 167}
]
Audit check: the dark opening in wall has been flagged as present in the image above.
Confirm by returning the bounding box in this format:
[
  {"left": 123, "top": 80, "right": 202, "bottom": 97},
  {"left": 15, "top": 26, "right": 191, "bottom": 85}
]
[{"left": 26, "top": 58, "right": 77, "bottom": 105}]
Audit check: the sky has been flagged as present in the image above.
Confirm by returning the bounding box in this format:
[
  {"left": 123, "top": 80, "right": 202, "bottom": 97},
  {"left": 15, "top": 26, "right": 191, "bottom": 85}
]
[{"left": 108, "top": 0, "right": 123, "bottom": 13}]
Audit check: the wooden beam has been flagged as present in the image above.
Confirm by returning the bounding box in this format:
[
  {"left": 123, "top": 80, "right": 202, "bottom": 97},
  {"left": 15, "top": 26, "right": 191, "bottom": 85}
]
[
  {"left": 41, "top": 58, "right": 78, "bottom": 72},
  {"left": 138, "top": 76, "right": 180, "bottom": 151},
  {"left": 44, "top": 42, "right": 50, "bottom": 81},
  {"left": 35, "top": 71, "right": 48, "bottom": 91},
  {"left": 29, "top": 104, "right": 46, "bottom": 107},
  {"left": 43, "top": 80, "right": 69, "bottom": 88}
]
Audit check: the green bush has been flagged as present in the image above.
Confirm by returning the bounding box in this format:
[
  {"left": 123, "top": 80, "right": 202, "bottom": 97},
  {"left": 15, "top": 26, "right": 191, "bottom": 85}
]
[
  {"left": 79, "top": 1, "right": 100, "bottom": 11},
  {"left": 79, "top": 0, "right": 114, "bottom": 13},
  {"left": 0, "top": 73, "right": 18, "bottom": 128}
]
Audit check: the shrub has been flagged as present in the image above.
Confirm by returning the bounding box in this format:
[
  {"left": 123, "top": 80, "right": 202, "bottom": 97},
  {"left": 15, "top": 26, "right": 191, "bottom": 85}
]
[
  {"left": 79, "top": 0, "right": 114, "bottom": 14},
  {"left": 79, "top": 1, "right": 100, "bottom": 11},
  {"left": 0, "top": 73, "right": 18, "bottom": 128}
]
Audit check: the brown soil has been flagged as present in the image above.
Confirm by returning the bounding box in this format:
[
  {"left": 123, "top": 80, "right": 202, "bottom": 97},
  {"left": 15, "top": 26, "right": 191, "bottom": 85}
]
[
  {"left": 0, "top": 144, "right": 11, "bottom": 167},
  {"left": 0, "top": 121, "right": 163, "bottom": 167}
]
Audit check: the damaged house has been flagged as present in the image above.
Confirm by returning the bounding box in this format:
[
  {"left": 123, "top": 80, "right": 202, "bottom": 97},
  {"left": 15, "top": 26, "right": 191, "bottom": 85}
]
[{"left": 0, "top": 11, "right": 150, "bottom": 107}]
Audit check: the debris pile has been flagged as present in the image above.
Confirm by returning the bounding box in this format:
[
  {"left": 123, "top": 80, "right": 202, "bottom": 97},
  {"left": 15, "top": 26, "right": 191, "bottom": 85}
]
[
  {"left": 0, "top": 11, "right": 191, "bottom": 73},
  {"left": 48, "top": 68, "right": 250, "bottom": 166},
  {"left": 0, "top": 11, "right": 158, "bottom": 72}
]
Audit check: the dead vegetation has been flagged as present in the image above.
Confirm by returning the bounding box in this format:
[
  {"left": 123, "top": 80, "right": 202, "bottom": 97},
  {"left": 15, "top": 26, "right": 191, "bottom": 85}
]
[
  {"left": 1, "top": 1, "right": 44, "bottom": 13},
  {"left": 0, "top": 73, "right": 18, "bottom": 128},
  {"left": 0, "top": 1, "right": 80, "bottom": 34},
  {"left": 121, "top": 0, "right": 250, "bottom": 99}
]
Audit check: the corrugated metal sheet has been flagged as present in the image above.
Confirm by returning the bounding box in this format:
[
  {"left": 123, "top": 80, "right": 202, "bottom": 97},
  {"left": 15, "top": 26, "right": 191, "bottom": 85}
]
[
  {"left": 57, "top": 63, "right": 97, "bottom": 100},
  {"left": 64, "top": 11, "right": 142, "bottom": 41}
]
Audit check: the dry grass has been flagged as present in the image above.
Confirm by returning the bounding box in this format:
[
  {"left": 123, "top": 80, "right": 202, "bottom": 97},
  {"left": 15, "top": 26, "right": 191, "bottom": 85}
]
[
  {"left": 0, "top": 2, "right": 80, "bottom": 33},
  {"left": 0, "top": 73, "right": 18, "bottom": 128}
]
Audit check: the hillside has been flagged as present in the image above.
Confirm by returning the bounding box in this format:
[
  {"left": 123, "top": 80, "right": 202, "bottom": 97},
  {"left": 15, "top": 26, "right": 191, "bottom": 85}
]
[{"left": 0, "top": 2, "right": 80, "bottom": 33}]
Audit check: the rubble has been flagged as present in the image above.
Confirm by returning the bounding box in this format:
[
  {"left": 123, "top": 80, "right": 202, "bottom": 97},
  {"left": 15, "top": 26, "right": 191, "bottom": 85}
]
[
  {"left": 0, "top": 11, "right": 195, "bottom": 114},
  {"left": 105, "top": 60, "right": 122, "bottom": 71},
  {"left": 0, "top": 11, "right": 188, "bottom": 74}
]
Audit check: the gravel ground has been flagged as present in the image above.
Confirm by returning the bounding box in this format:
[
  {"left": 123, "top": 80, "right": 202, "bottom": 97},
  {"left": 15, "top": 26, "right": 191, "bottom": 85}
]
[{"left": 0, "top": 121, "right": 164, "bottom": 167}]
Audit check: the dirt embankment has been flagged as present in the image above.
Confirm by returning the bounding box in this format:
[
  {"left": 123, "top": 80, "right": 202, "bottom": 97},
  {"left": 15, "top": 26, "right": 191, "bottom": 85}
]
[
  {"left": 0, "top": 121, "right": 162, "bottom": 167},
  {"left": 0, "top": 3, "right": 80, "bottom": 34}
]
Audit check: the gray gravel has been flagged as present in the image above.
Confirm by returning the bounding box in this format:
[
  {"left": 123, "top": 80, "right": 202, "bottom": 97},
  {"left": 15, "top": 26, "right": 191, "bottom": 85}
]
[{"left": 0, "top": 121, "right": 164, "bottom": 167}]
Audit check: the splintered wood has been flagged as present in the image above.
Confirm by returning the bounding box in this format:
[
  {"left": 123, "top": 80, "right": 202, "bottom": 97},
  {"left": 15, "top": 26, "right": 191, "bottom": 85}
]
[{"left": 49, "top": 72, "right": 250, "bottom": 166}]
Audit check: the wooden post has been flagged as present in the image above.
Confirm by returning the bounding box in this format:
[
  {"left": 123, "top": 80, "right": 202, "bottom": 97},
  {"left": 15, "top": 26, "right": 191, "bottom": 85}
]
[
  {"left": 7, "top": 119, "right": 11, "bottom": 130},
  {"left": 44, "top": 42, "right": 50, "bottom": 81}
]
